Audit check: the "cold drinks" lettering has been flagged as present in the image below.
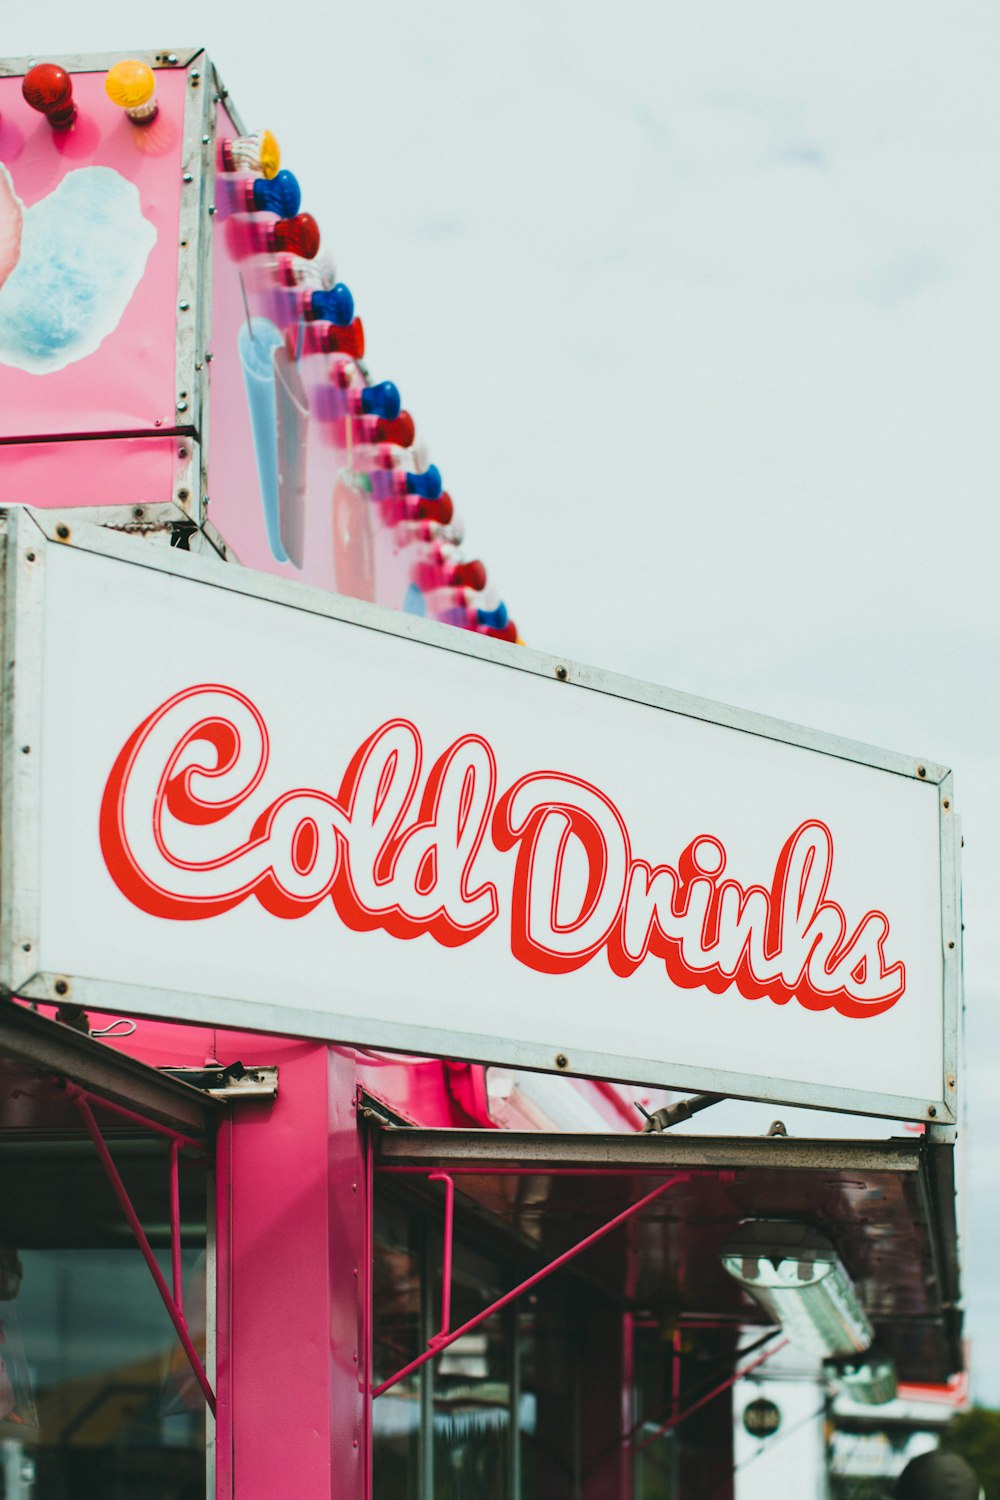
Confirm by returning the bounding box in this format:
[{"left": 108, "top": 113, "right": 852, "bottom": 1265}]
[{"left": 99, "top": 684, "right": 906, "bottom": 1019}]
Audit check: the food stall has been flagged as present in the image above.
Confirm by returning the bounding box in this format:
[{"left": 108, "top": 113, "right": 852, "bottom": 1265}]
[{"left": 0, "top": 49, "right": 962, "bottom": 1500}]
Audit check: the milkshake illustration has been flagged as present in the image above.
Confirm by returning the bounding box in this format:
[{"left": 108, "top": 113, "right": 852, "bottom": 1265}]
[
  {"left": 237, "top": 315, "right": 287, "bottom": 562},
  {"left": 332, "top": 468, "right": 375, "bottom": 600},
  {"left": 273, "top": 341, "right": 309, "bottom": 568}
]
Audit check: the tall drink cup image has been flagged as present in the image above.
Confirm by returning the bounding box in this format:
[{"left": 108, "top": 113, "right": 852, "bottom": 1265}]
[
  {"left": 273, "top": 341, "right": 310, "bottom": 569},
  {"left": 237, "top": 316, "right": 287, "bottom": 562}
]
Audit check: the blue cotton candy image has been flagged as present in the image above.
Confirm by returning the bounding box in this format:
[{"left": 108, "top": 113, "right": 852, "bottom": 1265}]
[{"left": 0, "top": 165, "right": 156, "bottom": 374}]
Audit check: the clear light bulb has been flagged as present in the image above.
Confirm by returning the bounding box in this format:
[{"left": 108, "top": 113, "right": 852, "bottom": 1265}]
[
  {"left": 223, "top": 129, "right": 280, "bottom": 177},
  {"left": 22, "top": 63, "right": 76, "bottom": 129},
  {"left": 105, "top": 59, "right": 158, "bottom": 123}
]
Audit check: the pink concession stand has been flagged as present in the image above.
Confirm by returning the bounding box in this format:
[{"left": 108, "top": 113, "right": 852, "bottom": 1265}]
[{"left": 0, "top": 48, "right": 964, "bottom": 1500}]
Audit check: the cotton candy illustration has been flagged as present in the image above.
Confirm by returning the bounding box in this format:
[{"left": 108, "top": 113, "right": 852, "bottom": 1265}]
[
  {"left": 0, "top": 165, "right": 156, "bottom": 373},
  {"left": 0, "top": 167, "right": 23, "bottom": 293}
]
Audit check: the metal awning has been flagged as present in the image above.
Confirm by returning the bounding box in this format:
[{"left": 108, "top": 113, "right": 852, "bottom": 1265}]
[
  {"left": 0, "top": 998, "right": 219, "bottom": 1136},
  {"left": 376, "top": 1127, "right": 961, "bottom": 1385}
]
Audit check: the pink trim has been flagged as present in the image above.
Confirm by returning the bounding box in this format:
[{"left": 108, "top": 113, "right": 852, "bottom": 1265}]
[
  {"left": 71, "top": 1089, "right": 217, "bottom": 1415},
  {"left": 428, "top": 1172, "right": 454, "bottom": 1338},
  {"left": 373, "top": 1173, "right": 689, "bottom": 1398},
  {"left": 80, "top": 1088, "right": 206, "bottom": 1152},
  {"left": 632, "top": 1336, "right": 789, "bottom": 1452}
]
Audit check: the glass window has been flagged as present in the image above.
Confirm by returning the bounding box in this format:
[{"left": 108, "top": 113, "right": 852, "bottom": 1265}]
[
  {"left": 372, "top": 1191, "right": 589, "bottom": 1500},
  {"left": 0, "top": 1136, "right": 208, "bottom": 1499}
]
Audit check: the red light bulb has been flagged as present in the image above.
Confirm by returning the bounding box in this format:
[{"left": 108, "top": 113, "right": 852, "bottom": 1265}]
[
  {"left": 415, "top": 492, "right": 454, "bottom": 525},
  {"left": 374, "top": 410, "right": 416, "bottom": 448},
  {"left": 479, "top": 620, "right": 518, "bottom": 643},
  {"left": 325, "top": 317, "right": 365, "bottom": 358},
  {"left": 22, "top": 63, "right": 77, "bottom": 129},
  {"left": 272, "top": 213, "right": 320, "bottom": 259}
]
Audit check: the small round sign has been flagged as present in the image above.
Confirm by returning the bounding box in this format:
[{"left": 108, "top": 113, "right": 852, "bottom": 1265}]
[{"left": 743, "top": 1397, "right": 781, "bottom": 1439}]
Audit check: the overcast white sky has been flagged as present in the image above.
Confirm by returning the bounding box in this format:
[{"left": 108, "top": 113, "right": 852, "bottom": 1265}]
[{"left": 6, "top": 2, "right": 1000, "bottom": 1402}]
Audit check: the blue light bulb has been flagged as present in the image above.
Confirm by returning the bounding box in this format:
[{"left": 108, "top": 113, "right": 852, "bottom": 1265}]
[
  {"left": 360, "top": 381, "right": 401, "bottom": 420},
  {"left": 405, "top": 464, "right": 442, "bottom": 499},
  {"left": 310, "top": 283, "right": 355, "bottom": 326},
  {"left": 251, "top": 169, "right": 301, "bottom": 217},
  {"left": 476, "top": 601, "right": 509, "bottom": 630}
]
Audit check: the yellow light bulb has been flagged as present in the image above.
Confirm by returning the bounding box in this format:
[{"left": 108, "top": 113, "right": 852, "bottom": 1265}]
[
  {"left": 105, "top": 60, "right": 158, "bottom": 122},
  {"left": 258, "top": 130, "right": 280, "bottom": 179}
]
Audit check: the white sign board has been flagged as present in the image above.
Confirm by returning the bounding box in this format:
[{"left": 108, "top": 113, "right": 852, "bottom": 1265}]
[{"left": 1, "top": 513, "right": 960, "bottom": 1121}]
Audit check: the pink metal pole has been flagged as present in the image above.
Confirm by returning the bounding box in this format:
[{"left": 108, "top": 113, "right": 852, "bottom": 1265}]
[
  {"left": 632, "top": 1336, "right": 789, "bottom": 1452},
  {"left": 73, "top": 1090, "right": 217, "bottom": 1415},
  {"left": 373, "top": 1173, "right": 690, "bottom": 1398},
  {"left": 427, "top": 1172, "right": 454, "bottom": 1340},
  {"left": 169, "top": 1139, "right": 184, "bottom": 1315},
  {"left": 73, "top": 1088, "right": 205, "bottom": 1152}
]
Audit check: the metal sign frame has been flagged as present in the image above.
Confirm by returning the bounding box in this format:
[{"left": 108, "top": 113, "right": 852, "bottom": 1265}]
[{"left": 0, "top": 509, "right": 961, "bottom": 1123}]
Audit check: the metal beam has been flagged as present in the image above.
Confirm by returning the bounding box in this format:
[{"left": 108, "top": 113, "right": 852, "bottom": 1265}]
[
  {"left": 377, "top": 1129, "right": 925, "bottom": 1176},
  {"left": 0, "top": 998, "right": 220, "bottom": 1136}
]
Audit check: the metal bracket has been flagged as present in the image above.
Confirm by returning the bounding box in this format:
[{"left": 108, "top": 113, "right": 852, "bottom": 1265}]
[
  {"left": 161, "top": 1062, "right": 278, "bottom": 1102},
  {"left": 640, "top": 1093, "right": 727, "bottom": 1132}
]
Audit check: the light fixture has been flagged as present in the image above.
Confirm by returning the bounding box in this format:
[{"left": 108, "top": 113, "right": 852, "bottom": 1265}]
[
  {"left": 720, "top": 1220, "right": 873, "bottom": 1359},
  {"left": 832, "top": 1353, "right": 898, "bottom": 1405}
]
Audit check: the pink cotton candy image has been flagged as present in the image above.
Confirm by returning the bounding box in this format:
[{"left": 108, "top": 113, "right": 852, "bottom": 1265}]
[{"left": 0, "top": 166, "right": 23, "bottom": 293}]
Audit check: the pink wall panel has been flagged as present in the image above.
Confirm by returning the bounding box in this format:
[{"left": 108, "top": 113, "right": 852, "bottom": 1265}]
[
  {"left": 0, "top": 67, "right": 186, "bottom": 437},
  {"left": 0, "top": 432, "right": 178, "bottom": 506}
]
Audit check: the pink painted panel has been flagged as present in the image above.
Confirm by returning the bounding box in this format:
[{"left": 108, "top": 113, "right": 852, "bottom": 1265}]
[
  {"left": 0, "top": 432, "right": 178, "bottom": 506},
  {"left": 0, "top": 66, "right": 186, "bottom": 437}
]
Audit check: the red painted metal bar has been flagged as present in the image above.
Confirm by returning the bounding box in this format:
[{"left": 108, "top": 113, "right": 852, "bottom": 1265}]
[
  {"left": 72, "top": 1089, "right": 217, "bottom": 1415},
  {"left": 427, "top": 1171, "right": 454, "bottom": 1340},
  {"left": 632, "top": 1336, "right": 789, "bottom": 1452},
  {"left": 169, "top": 1139, "right": 184, "bottom": 1315},
  {"left": 373, "top": 1172, "right": 690, "bottom": 1398}
]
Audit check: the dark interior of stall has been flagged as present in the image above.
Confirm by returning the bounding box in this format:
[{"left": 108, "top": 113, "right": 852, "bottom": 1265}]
[{"left": 0, "top": 1049, "right": 208, "bottom": 1500}]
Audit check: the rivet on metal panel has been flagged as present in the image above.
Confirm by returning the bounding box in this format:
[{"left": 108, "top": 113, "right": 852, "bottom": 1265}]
[
  {"left": 177, "top": 488, "right": 190, "bottom": 502},
  {"left": 20, "top": 746, "right": 30, "bottom": 755},
  {"left": 178, "top": 447, "right": 189, "bottom": 458},
  {"left": 176, "top": 400, "right": 189, "bottom": 413},
  {"left": 178, "top": 300, "right": 190, "bottom": 311},
  {"left": 942, "top": 798, "right": 951, "bottom": 809},
  {"left": 927, "top": 1105, "right": 937, "bottom": 1118},
  {"left": 21, "top": 943, "right": 31, "bottom": 953},
  {"left": 947, "top": 1076, "right": 956, "bottom": 1089},
  {"left": 154, "top": 419, "right": 162, "bottom": 427},
  {"left": 555, "top": 1053, "right": 569, "bottom": 1069},
  {"left": 182, "top": 173, "right": 194, "bottom": 184},
  {"left": 201, "top": 134, "right": 210, "bottom": 145},
  {"left": 555, "top": 666, "right": 568, "bottom": 681},
  {"left": 55, "top": 524, "right": 70, "bottom": 541},
  {"left": 54, "top": 980, "right": 69, "bottom": 997},
  {"left": 205, "top": 351, "right": 214, "bottom": 362},
  {"left": 916, "top": 764, "right": 927, "bottom": 778},
  {"left": 189, "top": 71, "right": 201, "bottom": 84},
  {"left": 207, "top": 204, "right": 217, "bottom": 215},
  {"left": 166, "top": 54, "right": 178, "bottom": 64},
  {"left": 947, "top": 940, "right": 955, "bottom": 950},
  {"left": 132, "top": 507, "right": 145, "bottom": 520},
  {"left": 24, "top": 551, "right": 36, "bottom": 563}
]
